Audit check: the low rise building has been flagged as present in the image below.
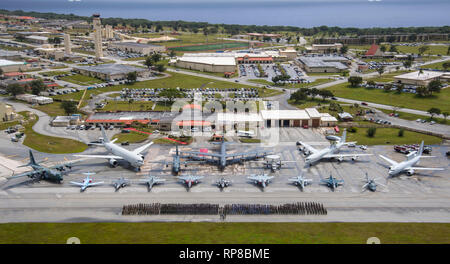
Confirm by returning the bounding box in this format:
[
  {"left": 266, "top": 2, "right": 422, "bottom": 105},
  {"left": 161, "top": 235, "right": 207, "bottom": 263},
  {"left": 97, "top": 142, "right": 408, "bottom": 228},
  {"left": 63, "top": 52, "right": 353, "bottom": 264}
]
[
  {"left": 109, "top": 42, "right": 165, "bottom": 55},
  {"left": 25, "top": 35, "right": 48, "bottom": 44},
  {"left": 0, "top": 59, "right": 27, "bottom": 73},
  {"left": 73, "top": 64, "right": 151, "bottom": 81},
  {"left": 0, "top": 102, "right": 18, "bottom": 122},
  {"left": 0, "top": 49, "right": 21, "bottom": 60},
  {"left": 261, "top": 108, "right": 336, "bottom": 128},
  {"left": 394, "top": 70, "right": 449, "bottom": 86},
  {"left": 51, "top": 115, "right": 82, "bottom": 127},
  {"left": 306, "top": 43, "right": 343, "bottom": 54},
  {"left": 16, "top": 94, "right": 53, "bottom": 105},
  {"left": 175, "top": 54, "right": 236, "bottom": 73},
  {"left": 279, "top": 47, "right": 298, "bottom": 60},
  {"left": 297, "top": 55, "right": 350, "bottom": 73}
]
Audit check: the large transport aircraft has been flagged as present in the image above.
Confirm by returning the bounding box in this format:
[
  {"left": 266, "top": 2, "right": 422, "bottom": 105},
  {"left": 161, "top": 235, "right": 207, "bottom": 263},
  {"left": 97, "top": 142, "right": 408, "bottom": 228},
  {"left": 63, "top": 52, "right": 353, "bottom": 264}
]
[
  {"left": 74, "top": 126, "right": 153, "bottom": 170},
  {"left": 8, "top": 150, "right": 75, "bottom": 183},
  {"left": 181, "top": 137, "right": 272, "bottom": 170},
  {"left": 379, "top": 141, "right": 444, "bottom": 177},
  {"left": 298, "top": 130, "right": 373, "bottom": 166}
]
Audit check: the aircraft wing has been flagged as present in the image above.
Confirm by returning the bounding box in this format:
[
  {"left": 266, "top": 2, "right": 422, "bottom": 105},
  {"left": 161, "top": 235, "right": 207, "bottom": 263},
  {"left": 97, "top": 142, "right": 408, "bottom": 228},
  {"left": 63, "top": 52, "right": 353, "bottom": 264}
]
[
  {"left": 408, "top": 167, "right": 445, "bottom": 171},
  {"left": 69, "top": 181, "right": 84, "bottom": 186},
  {"left": 181, "top": 151, "right": 222, "bottom": 158},
  {"left": 73, "top": 154, "right": 124, "bottom": 160},
  {"left": 323, "top": 153, "right": 373, "bottom": 159},
  {"left": 88, "top": 181, "right": 104, "bottom": 186},
  {"left": 8, "top": 170, "right": 41, "bottom": 179},
  {"left": 225, "top": 150, "right": 271, "bottom": 159},
  {"left": 132, "top": 142, "right": 154, "bottom": 155},
  {"left": 342, "top": 141, "right": 357, "bottom": 146},
  {"left": 298, "top": 142, "right": 317, "bottom": 153},
  {"left": 379, "top": 155, "right": 399, "bottom": 166}
]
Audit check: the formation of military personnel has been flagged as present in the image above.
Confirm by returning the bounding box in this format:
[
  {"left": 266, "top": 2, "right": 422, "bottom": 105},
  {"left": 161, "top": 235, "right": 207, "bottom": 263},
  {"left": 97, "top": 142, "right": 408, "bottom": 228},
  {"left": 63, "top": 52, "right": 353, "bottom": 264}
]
[
  {"left": 122, "top": 202, "right": 327, "bottom": 216},
  {"left": 223, "top": 202, "right": 327, "bottom": 215}
]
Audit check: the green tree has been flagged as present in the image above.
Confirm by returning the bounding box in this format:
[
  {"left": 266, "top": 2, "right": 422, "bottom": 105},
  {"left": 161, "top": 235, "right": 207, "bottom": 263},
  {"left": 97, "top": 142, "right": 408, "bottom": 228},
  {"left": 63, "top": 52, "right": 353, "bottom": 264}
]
[
  {"left": 367, "top": 127, "right": 377, "bottom": 138},
  {"left": 126, "top": 71, "right": 137, "bottom": 83},
  {"left": 30, "top": 79, "right": 46, "bottom": 95},
  {"left": 156, "top": 63, "right": 166, "bottom": 72},
  {"left": 6, "top": 83, "right": 25, "bottom": 96},
  {"left": 427, "top": 107, "right": 441, "bottom": 120},
  {"left": 398, "top": 129, "right": 404, "bottom": 137},
  {"left": 377, "top": 66, "right": 385, "bottom": 76},
  {"left": 340, "top": 45, "right": 348, "bottom": 54},
  {"left": 168, "top": 50, "right": 176, "bottom": 58},
  {"left": 60, "top": 101, "right": 77, "bottom": 115},
  {"left": 144, "top": 56, "right": 153, "bottom": 69},
  {"left": 389, "top": 45, "right": 398, "bottom": 53},
  {"left": 427, "top": 80, "right": 441, "bottom": 95},
  {"left": 158, "top": 88, "right": 186, "bottom": 104},
  {"left": 151, "top": 53, "right": 161, "bottom": 63},
  {"left": 348, "top": 76, "right": 363, "bottom": 87},
  {"left": 403, "top": 60, "right": 412, "bottom": 69},
  {"left": 380, "top": 45, "right": 387, "bottom": 52},
  {"left": 318, "top": 90, "right": 333, "bottom": 101},
  {"left": 442, "top": 62, "right": 449, "bottom": 71}
]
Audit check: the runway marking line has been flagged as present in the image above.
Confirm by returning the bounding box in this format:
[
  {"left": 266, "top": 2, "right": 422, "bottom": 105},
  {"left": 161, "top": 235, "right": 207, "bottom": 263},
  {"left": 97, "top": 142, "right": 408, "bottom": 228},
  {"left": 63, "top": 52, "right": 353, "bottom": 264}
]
[{"left": 163, "top": 137, "right": 187, "bottom": 145}]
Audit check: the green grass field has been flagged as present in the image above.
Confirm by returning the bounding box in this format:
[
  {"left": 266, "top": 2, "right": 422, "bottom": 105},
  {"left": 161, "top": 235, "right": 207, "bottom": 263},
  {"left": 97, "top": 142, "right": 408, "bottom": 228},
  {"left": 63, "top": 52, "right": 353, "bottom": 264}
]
[
  {"left": 349, "top": 44, "right": 450, "bottom": 56},
  {"left": 377, "top": 108, "right": 448, "bottom": 124},
  {"left": 21, "top": 112, "right": 88, "bottom": 154},
  {"left": 0, "top": 222, "right": 448, "bottom": 244},
  {"left": 60, "top": 74, "right": 103, "bottom": 86},
  {"left": 0, "top": 120, "right": 19, "bottom": 131},
  {"left": 420, "top": 60, "right": 450, "bottom": 70},
  {"left": 111, "top": 131, "right": 149, "bottom": 143},
  {"left": 101, "top": 101, "right": 155, "bottom": 112},
  {"left": 169, "top": 42, "right": 249, "bottom": 52},
  {"left": 339, "top": 127, "right": 442, "bottom": 145},
  {"left": 34, "top": 102, "right": 82, "bottom": 117},
  {"left": 325, "top": 82, "right": 450, "bottom": 113},
  {"left": 40, "top": 71, "right": 71, "bottom": 77}
]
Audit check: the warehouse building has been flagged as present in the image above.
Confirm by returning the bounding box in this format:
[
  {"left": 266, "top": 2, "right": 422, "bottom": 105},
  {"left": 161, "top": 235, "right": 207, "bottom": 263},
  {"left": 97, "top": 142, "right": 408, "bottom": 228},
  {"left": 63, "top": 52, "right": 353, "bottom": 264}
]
[
  {"left": 109, "top": 42, "right": 166, "bottom": 55},
  {"left": 0, "top": 50, "right": 21, "bottom": 60},
  {"left": 0, "top": 59, "right": 27, "bottom": 73},
  {"left": 394, "top": 71, "right": 449, "bottom": 86},
  {"left": 306, "top": 43, "right": 343, "bottom": 54},
  {"left": 73, "top": 64, "right": 150, "bottom": 81},
  {"left": 25, "top": 35, "right": 48, "bottom": 44},
  {"left": 297, "top": 55, "right": 350, "bottom": 73},
  {"left": 261, "top": 108, "right": 337, "bottom": 128},
  {"left": 15, "top": 94, "right": 53, "bottom": 105},
  {"left": 175, "top": 54, "right": 237, "bottom": 73},
  {"left": 51, "top": 115, "right": 83, "bottom": 127}
]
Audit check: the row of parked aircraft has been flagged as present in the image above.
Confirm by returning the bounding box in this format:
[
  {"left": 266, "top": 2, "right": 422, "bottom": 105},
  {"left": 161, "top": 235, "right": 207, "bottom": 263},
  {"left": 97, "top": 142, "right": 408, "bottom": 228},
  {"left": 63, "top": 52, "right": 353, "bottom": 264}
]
[{"left": 6, "top": 126, "right": 444, "bottom": 192}]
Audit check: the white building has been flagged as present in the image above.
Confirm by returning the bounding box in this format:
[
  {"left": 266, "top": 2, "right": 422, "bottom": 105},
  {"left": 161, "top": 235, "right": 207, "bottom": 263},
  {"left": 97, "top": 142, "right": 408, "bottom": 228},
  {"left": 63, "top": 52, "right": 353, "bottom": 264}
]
[{"left": 394, "top": 71, "right": 449, "bottom": 86}]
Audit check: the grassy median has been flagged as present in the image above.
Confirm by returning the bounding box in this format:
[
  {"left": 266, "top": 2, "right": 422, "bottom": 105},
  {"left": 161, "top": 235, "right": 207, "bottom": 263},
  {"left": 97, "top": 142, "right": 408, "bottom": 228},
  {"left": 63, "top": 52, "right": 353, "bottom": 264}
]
[
  {"left": 21, "top": 112, "right": 88, "bottom": 154},
  {"left": 0, "top": 222, "right": 448, "bottom": 244},
  {"left": 339, "top": 127, "right": 442, "bottom": 145}
]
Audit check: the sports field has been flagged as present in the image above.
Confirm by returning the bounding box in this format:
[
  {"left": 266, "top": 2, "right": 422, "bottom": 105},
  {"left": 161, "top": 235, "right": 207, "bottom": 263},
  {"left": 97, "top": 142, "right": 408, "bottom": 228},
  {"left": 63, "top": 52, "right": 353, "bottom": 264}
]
[
  {"left": 169, "top": 42, "right": 249, "bottom": 52},
  {"left": 0, "top": 222, "right": 448, "bottom": 244}
]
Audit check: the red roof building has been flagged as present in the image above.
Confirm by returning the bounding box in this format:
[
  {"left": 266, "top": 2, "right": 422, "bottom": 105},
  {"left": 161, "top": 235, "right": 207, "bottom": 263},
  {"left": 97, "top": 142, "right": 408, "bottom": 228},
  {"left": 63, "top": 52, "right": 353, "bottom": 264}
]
[{"left": 364, "top": 44, "right": 383, "bottom": 57}]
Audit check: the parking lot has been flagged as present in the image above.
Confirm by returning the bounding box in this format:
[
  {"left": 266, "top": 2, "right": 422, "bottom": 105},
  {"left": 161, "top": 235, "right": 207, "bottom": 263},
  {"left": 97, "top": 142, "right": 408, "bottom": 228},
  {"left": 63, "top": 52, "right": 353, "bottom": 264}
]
[{"left": 239, "top": 63, "right": 309, "bottom": 84}]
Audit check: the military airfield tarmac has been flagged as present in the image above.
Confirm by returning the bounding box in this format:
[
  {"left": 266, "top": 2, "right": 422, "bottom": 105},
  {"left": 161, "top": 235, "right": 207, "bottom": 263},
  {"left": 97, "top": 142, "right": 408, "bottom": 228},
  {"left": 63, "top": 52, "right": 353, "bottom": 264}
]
[{"left": 0, "top": 127, "right": 449, "bottom": 223}]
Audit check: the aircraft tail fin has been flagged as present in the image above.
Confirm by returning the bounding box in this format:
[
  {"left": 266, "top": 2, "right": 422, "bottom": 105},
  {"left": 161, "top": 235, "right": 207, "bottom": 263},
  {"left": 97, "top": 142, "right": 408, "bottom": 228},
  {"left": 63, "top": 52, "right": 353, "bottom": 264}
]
[
  {"left": 100, "top": 125, "right": 109, "bottom": 143},
  {"left": 340, "top": 130, "right": 347, "bottom": 143},
  {"left": 418, "top": 141, "right": 424, "bottom": 156},
  {"left": 21, "top": 150, "right": 38, "bottom": 167}
]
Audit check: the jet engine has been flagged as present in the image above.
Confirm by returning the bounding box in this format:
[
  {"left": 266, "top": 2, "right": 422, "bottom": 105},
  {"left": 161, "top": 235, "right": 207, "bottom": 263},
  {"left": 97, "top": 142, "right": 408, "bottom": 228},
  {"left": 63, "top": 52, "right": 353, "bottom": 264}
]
[
  {"left": 406, "top": 169, "right": 414, "bottom": 176},
  {"left": 337, "top": 157, "right": 344, "bottom": 162},
  {"left": 109, "top": 159, "right": 118, "bottom": 167},
  {"left": 351, "top": 156, "right": 358, "bottom": 161}
]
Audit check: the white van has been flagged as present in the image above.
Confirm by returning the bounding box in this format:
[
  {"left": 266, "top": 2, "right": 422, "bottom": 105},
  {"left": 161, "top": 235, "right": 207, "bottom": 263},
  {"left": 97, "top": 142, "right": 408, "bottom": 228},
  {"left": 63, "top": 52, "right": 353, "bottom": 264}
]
[{"left": 237, "top": 130, "right": 255, "bottom": 138}]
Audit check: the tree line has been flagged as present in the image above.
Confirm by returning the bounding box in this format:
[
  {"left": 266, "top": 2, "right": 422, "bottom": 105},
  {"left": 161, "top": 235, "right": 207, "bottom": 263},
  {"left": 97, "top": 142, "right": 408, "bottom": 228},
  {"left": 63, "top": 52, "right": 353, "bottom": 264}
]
[{"left": 1, "top": 9, "right": 449, "bottom": 36}]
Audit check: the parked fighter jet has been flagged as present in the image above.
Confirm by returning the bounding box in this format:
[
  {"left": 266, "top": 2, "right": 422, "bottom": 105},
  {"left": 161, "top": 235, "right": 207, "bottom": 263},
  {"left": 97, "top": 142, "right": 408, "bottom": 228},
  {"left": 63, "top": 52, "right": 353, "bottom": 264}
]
[
  {"left": 139, "top": 175, "right": 166, "bottom": 191},
  {"left": 181, "top": 137, "right": 272, "bottom": 170},
  {"left": 288, "top": 173, "right": 313, "bottom": 190},
  {"left": 216, "top": 177, "right": 231, "bottom": 190},
  {"left": 247, "top": 174, "right": 274, "bottom": 189},
  {"left": 379, "top": 141, "right": 444, "bottom": 177},
  {"left": 74, "top": 126, "right": 153, "bottom": 170},
  {"left": 70, "top": 172, "right": 104, "bottom": 192},
  {"left": 8, "top": 150, "right": 74, "bottom": 183},
  {"left": 257, "top": 155, "right": 296, "bottom": 172},
  {"left": 113, "top": 177, "right": 130, "bottom": 191},
  {"left": 320, "top": 175, "right": 344, "bottom": 191},
  {"left": 298, "top": 130, "right": 372, "bottom": 166},
  {"left": 177, "top": 175, "right": 204, "bottom": 189},
  {"left": 149, "top": 145, "right": 201, "bottom": 174},
  {"left": 362, "top": 173, "right": 385, "bottom": 192}
]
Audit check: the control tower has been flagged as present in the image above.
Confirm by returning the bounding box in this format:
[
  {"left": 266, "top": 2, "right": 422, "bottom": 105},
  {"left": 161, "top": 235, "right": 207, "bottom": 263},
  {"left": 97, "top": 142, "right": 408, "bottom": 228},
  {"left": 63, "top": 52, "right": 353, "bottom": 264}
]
[{"left": 92, "top": 13, "right": 103, "bottom": 59}]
